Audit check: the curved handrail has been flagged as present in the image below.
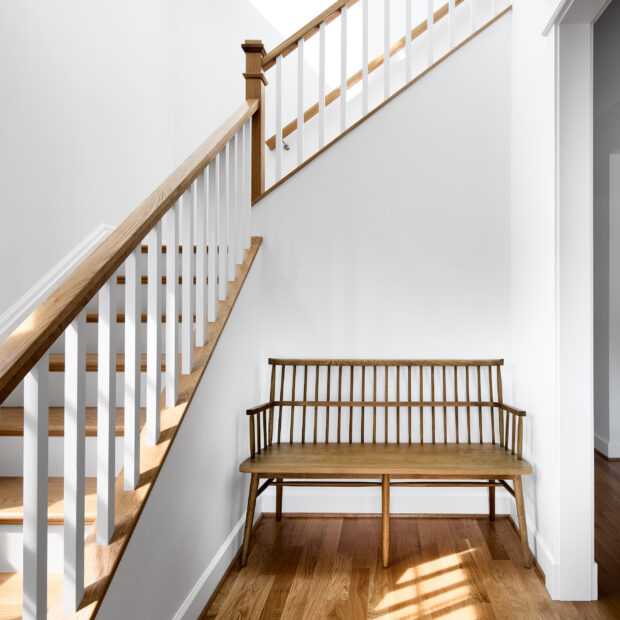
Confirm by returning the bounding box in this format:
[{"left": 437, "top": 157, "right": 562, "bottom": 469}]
[
  {"left": 0, "top": 99, "right": 259, "bottom": 402},
  {"left": 262, "top": 0, "right": 359, "bottom": 71}
]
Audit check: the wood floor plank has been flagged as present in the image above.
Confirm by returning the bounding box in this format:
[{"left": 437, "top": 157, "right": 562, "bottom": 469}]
[{"left": 202, "top": 452, "right": 620, "bottom": 619}]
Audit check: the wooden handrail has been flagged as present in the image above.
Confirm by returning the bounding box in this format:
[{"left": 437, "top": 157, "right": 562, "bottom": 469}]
[
  {"left": 266, "top": 0, "right": 463, "bottom": 150},
  {"left": 262, "top": 0, "right": 359, "bottom": 71},
  {"left": 0, "top": 99, "right": 259, "bottom": 403}
]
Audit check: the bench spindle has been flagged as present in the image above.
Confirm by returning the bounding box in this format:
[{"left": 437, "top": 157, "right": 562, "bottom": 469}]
[
  {"left": 477, "top": 365, "right": 483, "bottom": 443},
  {"left": 419, "top": 367, "right": 424, "bottom": 444},
  {"left": 431, "top": 366, "right": 436, "bottom": 444},
  {"left": 489, "top": 365, "right": 495, "bottom": 445},
  {"left": 466, "top": 365, "right": 471, "bottom": 443},
  {"left": 302, "top": 365, "right": 308, "bottom": 444},
  {"left": 454, "top": 365, "right": 460, "bottom": 444},
  {"left": 314, "top": 364, "right": 319, "bottom": 443},
  {"left": 442, "top": 365, "right": 447, "bottom": 444},
  {"left": 290, "top": 365, "right": 296, "bottom": 444},
  {"left": 325, "top": 365, "right": 331, "bottom": 443},
  {"left": 349, "top": 365, "right": 354, "bottom": 444},
  {"left": 497, "top": 365, "right": 504, "bottom": 446},
  {"left": 361, "top": 366, "right": 366, "bottom": 443}
]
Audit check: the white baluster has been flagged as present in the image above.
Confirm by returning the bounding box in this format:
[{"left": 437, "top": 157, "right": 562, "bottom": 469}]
[
  {"left": 449, "top": 0, "right": 455, "bottom": 49},
  {"left": 165, "top": 204, "right": 179, "bottom": 407},
  {"left": 207, "top": 161, "right": 219, "bottom": 321},
  {"left": 218, "top": 148, "right": 228, "bottom": 301},
  {"left": 275, "top": 54, "right": 283, "bottom": 181},
  {"left": 181, "top": 186, "right": 195, "bottom": 375},
  {"left": 23, "top": 354, "right": 48, "bottom": 620},
  {"left": 340, "top": 5, "right": 347, "bottom": 132},
  {"left": 470, "top": 0, "right": 476, "bottom": 34},
  {"left": 297, "top": 37, "right": 304, "bottom": 166},
  {"left": 97, "top": 279, "right": 115, "bottom": 545},
  {"left": 405, "top": 0, "right": 412, "bottom": 83},
  {"left": 64, "top": 310, "right": 86, "bottom": 611},
  {"left": 235, "top": 131, "right": 244, "bottom": 264},
  {"left": 384, "top": 0, "right": 390, "bottom": 99},
  {"left": 244, "top": 120, "right": 252, "bottom": 250},
  {"left": 427, "top": 0, "right": 434, "bottom": 67},
  {"left": 362, "top": 0, "right": 368, "bottom": 115},
  {"left": 196, "top": 171, "right": 207, "bottom": 346},
  {"left": 124, "top": 247, "right": 140, "bottom": 491},
  {"left": 319, "top": 23, "right": 326, "bottom": 148},
  {"left": 228, "top": 137, "right": 237, "bottom": 281},
  {"left": 146, "top": 221, "right": 162, "bottom": 444}
]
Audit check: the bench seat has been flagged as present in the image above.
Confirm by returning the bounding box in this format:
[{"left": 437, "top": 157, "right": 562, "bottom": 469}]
[{"left": 240, "top": 443, "right": 533, "bottom": 477}]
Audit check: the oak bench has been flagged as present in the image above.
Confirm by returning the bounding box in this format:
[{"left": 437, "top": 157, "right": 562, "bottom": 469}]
[{"left": 239, "top": 359, "right": 533, "bottom": 568}]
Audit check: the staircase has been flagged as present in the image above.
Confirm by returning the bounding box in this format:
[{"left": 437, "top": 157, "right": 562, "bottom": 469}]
[{"left": 0, "top": 1, "right": 510, "bottom": 617}]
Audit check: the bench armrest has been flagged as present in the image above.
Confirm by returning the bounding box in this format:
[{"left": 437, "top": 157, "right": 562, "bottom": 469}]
[
  {"left": 246, "top": 402, "right": 275, "bottom": 457},
  {"left": 495, "top": 403, "right": 526, "bottom": 417},
  {"left": 246, "top": 401, "right": 275, "bottom": 416}
]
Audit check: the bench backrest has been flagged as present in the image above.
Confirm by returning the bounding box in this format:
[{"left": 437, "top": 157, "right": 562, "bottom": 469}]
[{"left": 263, "top": 359, "right": 508, "bottom": 447}]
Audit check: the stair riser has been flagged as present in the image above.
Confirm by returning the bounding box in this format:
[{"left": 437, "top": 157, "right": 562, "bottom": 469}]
[
  {"left": 0, "top": 524, "right": 90, "bottom": 572},
  {"left": 0, "top": 437, "right": 124, "bottom": 477}
]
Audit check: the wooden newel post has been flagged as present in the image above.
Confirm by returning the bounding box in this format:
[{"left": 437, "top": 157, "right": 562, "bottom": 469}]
[{"left": 241, "top": 39, "right": 267, "bottom": 202}]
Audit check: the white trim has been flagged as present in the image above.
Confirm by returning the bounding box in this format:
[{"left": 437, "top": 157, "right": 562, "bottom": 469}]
[
  {"left": 594, "top": 432, "right": 620, "bottom": 458},
  {"left": 172, "top": 500, "right": 262, "bottom": 620},
  {"left": 543, "top": 0, "right": 612, "bottom": 35},
  {"left": 0, "top": 223, "right": 114, "bottom": 343}
]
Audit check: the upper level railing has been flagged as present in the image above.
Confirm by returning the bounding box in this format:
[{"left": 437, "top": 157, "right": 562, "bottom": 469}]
[{"left": 258, "top": 0, "right": 509, "bottom": 189}]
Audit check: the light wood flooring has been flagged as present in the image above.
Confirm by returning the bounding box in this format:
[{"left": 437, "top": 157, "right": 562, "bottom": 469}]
[{"left": 202, "top": 454, "right": 620, "bottom": 619}]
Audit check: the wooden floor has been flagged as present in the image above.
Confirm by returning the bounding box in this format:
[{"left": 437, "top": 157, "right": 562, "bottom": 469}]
[{"left": 202, "top": 454, "right": 620, "bottom": 619}]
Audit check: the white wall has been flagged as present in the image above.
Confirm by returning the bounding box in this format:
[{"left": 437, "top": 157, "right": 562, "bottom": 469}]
[
  {"left": 509, "top": 0, "right": 560, "bottom": 595},
  {"left": 0, "top": 0, "right": 283, "bottom": 317},
  {"left": 593, "top": 0, "right": 620, "bottom": 458},
  {"left": 253, "top": 14, "right": 512, "bottom": 512}
]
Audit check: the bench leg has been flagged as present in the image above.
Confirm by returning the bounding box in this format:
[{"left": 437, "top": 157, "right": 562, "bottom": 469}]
[
  {"left": 382, "top": 474, "right": 390, "bottom": 568},
  {"left": 489, "top": 480, "right": 496, "bottom": 521},
  {"left": 241, "top": 473, "right": 259, "bottom": 567},
  {"left": 514, "top": 476, "right": 531, "bottom": 568},
  {"left": 276, "top": 478, "right": 283, "bottom": 521}
]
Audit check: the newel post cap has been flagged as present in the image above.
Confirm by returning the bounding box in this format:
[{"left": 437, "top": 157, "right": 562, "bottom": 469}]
[{"left": 241, "top": 40, "right": 266, "bottom": 56}]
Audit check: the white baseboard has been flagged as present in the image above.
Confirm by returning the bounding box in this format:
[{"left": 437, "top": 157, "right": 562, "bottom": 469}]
[
  {"left": 594, "top": 432, "right": 620, "bottom": 458},
  {"left": 0, "top": 223, "right": 114, "bottom": 343},
  {"left": 172, "top": 498, "right": 262, "bottom": 620}
]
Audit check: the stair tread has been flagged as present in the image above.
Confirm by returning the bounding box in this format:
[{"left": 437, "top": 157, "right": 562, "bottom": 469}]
[
  {"left": 48, "top": 352, "right": 172, "bottom": 372},
  {"left": 0, "top": 406, "right": 146, "bottom": 437},
  {"left": 0, "top": 477, "right": 97, "bottom": 525},
  {"left": 0, "top": 572, "right": 62, "bottom": 619}
]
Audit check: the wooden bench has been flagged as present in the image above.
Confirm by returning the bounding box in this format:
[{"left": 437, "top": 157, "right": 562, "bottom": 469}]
[{"left": 239, "top": 359, "right": 533, "bottom": 568}]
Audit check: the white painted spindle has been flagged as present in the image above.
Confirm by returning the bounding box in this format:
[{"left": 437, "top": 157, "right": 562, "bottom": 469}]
[
  {"left": 218, "top": 148, "right": 228, "bottom": 301},
  {"left": 244, "top": 120, "right": 252, "bottom": 249},
  {"left": 384, "top": 0, "right": 390, "bottom": 99},
  {"left": 340, "top": 5, "right": 347, "bottom": 132},
  {"left": 124, "top": 247, "right": 140, "bottom": 491},
  {"left": 207, "top": 162, "right": 219, "bottom": 321},
  {"left": 319, "top": 23, "right": 326, "bottom": 148},
  {"left": 64, "top": 310, "right": 86, "bottom": 611},
  {"left": 427, "top": 0, "right": 434, "bottom": 67},
  {"left": 146, "top": 221, "right": 162, "bottom": 445},
  {"left": 275, "top": 54, "right": 283, "bottom": 181},
  {"left": 405, "top": 0, "right": 412, "bottom": 83},
  {"left": 362, "top": 0, "right": 369, "bottom": 115},
  {"left": 23, "top": 354, "right": 48, "bottom": 620},
  {"left": 97, "top": 278, "right": 115, "bottom": 545},
  {"left": 196, "top": 172, "right": 207, "bottom": 346},
  {"left": 235, "top": 131, "right": 244, "bottom": 263},
  {"left": 297, "top": 37, "right": 304, "bottom": 166},
  {"left": 181, "top": 186, "right": 195, "bottom": 375},
  {"left": 449, "top": 0, "right": 455, "bottom": 49},
  {"left": 165, "top": 204, "right": 179, "bottom": 407},
  {"left": 228, "top": 137, "right": 237, "bottom": 281}
]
